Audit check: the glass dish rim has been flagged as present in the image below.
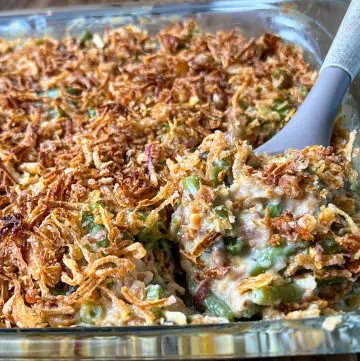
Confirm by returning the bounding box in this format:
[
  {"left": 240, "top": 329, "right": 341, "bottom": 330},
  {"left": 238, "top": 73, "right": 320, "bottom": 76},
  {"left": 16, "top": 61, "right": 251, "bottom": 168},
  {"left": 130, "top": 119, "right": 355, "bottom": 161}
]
[
  {"left": 0, "top": 0, "right": 357, "bottom": 341},
  {"left": 0, "top": 0, "right": 349, "bottom": 18}
]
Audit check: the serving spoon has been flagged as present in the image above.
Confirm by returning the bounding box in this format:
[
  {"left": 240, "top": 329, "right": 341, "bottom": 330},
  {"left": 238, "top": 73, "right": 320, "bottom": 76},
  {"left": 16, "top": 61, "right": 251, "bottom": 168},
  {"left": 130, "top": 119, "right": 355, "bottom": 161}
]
[{"left": 255, "top": 0, "right": 360, "bottom": 155}]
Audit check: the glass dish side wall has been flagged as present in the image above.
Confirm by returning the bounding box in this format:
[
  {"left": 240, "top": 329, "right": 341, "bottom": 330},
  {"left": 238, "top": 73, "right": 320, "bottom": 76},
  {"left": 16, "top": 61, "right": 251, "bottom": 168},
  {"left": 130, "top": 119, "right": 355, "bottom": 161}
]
[{"left": 0, "top": 1, "right": 359, "bottom": 359}]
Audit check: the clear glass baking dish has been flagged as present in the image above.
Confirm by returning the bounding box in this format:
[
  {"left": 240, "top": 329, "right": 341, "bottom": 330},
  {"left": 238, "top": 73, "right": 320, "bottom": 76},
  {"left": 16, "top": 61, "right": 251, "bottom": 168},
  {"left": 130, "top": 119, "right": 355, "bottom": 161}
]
[{"left": 0, "top": 0, "right": 359, "bottom": 359}]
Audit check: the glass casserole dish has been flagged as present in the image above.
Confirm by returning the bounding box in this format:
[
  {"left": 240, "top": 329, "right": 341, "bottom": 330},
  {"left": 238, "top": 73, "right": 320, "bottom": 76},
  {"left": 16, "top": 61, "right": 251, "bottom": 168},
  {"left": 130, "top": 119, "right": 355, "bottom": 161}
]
[{"left": 0, "top": 0, "right": 359, "bottom": 359}]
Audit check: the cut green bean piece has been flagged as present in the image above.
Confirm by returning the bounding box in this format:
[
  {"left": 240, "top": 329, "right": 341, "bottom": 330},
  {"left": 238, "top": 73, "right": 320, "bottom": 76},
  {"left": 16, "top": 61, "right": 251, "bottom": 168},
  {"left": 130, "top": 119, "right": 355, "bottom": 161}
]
[
  {"left": 275, "top": 284, "right": 303, "bottom": 304},
  {"left": 159, "top": 239, "right": 173, "bottom": 260},
  {"left": 49, "top": 285, "right": 77, "bottom": 296},
  {"left": 81, "top": 212, "right": 95, "bottom": 231},
  {"left": 169, "top": 215, "right": 181, "bottom": 241},
  {"left": 38, "top": 88, "right": 60, "bottom": 99},
  {"left": 251, "top": 284, "right": 302, "bottom": 306},
  {"left": 267, "top": 201, "right": 283, "bottom": 218},
  {"left": 224, "top": 236, "right": 244, "bottom": 256},
  {"left": 80, "top": 30, "right": 93, "bottom": 47},
  {"left": 137, "top": 220, "right": 167, "bottom": 243},
  {"left": 80, "top": 301, "right": 105, "bottom": 324},
  {"left": 96, "top": 238, "right": 110, "bottom": 249},
  {"left": 66, "top": 87, "right": 82, "bottom": 96},
  {"left": 271, "top": 70, "right": 292, "bottom": 89},
  {"left": 319, "top": 239, "right": 345, "bottom": 255},
  {"left": 210, "top": 159, "right": 231, "bottom": 186},
  {"left": 203, "top": 294, "right": 235, "bottom": 321},
  {"left": 239, "top": 100, "right": 249, "bottom": 110},
  {"left": 90, "top": 200, "right": 106, "bottom": 211},
  {"left": 213, "top": 205, "right": 228, "bottom": 219},
  {"left": 187, "top": 279, "right": 197, "bottom": 295},
  {"left": 183, "top": 175, "right": 200, "bottom": 196},
  {"left": 146, "top": 284, "right": 164, "bottom": 301},
  {"left": 88, "top": 107, "right": 96, "bottom": 118},
  {"left": 251, "top": 286, "right": 281, "bottom": 306},
  {"left": 249, "top": 243, "right": 296, "bottom": 276}
]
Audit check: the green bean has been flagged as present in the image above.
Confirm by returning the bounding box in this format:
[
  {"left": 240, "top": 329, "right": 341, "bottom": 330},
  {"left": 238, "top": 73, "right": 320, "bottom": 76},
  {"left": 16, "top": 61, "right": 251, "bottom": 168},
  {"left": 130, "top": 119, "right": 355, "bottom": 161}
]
[
  {"left": 199, "top": 151, "right": 209, "bottom": 160},
  {"left": 267, "top": 201, "right": 283, "bottom": 218},
  {"left": 249, "top": 243, "right": 296, "bottom": 276},
  {"left": 146, "top": 285, "right": 164, "bottom": 301},
  {"left": 182, "top": 175, "right": 200, "bottom": 196},
  {"left": 37, "top": 88, "right": 60, "bottom": 99},
  {"left": 49, "top": 285, "right": 77, "bottom": 296},
  {"left": 96, "top": 238, "right": 110, "bottom": 249},
  {"left": 203, "top": 294, "right": 235, "bottom": 321},
  {"left": 305, "top": 167, "right": 316, "bottom": 175},
  {"left": 81, "top": 212, "right": 110, "bottom": 249},
  {"left": 239, "top": 100, "right": 249, "bottom": 110},
  {"left": 88, "top": 107, "right": 96, "bottom": 119},
  {"left": 210, "top": 159, "right": 231, "bottom": 186},
  {"left": 251, "top": 286, "right": 281, "bottom": 306},
  {"left": 275, "top": 284, "right": 303, "bottom": 303},
  {"left": 249, "top": 264, "right": 268, "bottom": 277},
  {"left": 224, "top": 236, "right": 244, "bottom": 256},
  {"left": 213, "top": 205, "right": 228, "bottom": 219},
  {"left": 188, "top": 280, "right": 235, "bottom": 320},
  {"left": 46, "top": 105, "right": 67, "bottom": 119},
  {"left": 251, "top": 284, "right": 302, "bottom": 306},
  {"left": 319, "top": 239, "right": 345, "bottom": 255},
  {"left": 80, "top": 30, "right": 93, "bottom": 47},
  {"left": 79, "top": 301, "right": 105, "bottom": 324},
  {"left": 90, "top": 200, "right": 106, "bottom": 212},
  {"left": 169, "top": 215, "right": 181, "bottom": 241},
  {"left": 273, "top": 99, "right": 291, "bottom": 120},
  {"left": 81, "top": 212, "right": 95, "bottom": 231},
  {"left": 271, "top": 70, "right": 292, "bottom": 89},
  {"left": 66, "top": 87, "right": 82, "bottom": 96},
  {"left": 137, "top": 220, "right": 167, "bottom": 243},
  {"left": 299, "top": 86, "right": 309, "bottom": 99},
  {"left": 159, "top": 239, "right": 173, "bottom": 260},
  {"left": 187, "top": 279, "right": 197, "bottom": 295}
]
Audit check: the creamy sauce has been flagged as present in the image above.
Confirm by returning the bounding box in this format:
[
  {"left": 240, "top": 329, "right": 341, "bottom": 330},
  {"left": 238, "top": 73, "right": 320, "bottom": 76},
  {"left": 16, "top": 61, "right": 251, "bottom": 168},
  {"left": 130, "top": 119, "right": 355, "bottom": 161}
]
[{"left": 212, "top": 273, "right": 252, "bottom": 316}]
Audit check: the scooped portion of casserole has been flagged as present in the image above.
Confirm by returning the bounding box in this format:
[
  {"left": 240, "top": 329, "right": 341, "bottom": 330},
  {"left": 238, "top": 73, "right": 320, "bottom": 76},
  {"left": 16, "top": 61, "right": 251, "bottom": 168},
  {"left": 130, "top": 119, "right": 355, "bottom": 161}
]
[
  {"left": 0, "top": 19, "right": 358, "bottom": 327},
  {"left": 169, "top": 131, "right": 360, "bottom": 320}
]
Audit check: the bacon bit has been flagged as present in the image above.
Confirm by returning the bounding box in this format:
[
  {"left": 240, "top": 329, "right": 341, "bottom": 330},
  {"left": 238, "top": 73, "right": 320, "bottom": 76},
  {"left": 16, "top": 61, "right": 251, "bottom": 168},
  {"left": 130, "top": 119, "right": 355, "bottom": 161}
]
[{"left": 192, "top": 279, "right": 211, "bottom": 306}]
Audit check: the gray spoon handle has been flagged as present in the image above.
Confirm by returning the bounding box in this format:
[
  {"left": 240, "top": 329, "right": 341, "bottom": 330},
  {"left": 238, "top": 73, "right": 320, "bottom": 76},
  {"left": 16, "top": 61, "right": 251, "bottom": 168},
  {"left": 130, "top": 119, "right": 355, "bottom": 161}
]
[
  {"left": 321, "top": 0, "right": 360, "bottom": 81},
  {"left": 256, "top": 0, "right": 360, "bottom": 155}
]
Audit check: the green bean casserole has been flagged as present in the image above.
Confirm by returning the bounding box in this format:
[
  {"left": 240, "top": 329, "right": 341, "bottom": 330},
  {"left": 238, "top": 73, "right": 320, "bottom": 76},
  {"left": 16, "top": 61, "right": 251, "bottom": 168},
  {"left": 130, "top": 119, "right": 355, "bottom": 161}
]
[{"left": 0, "top": 20, "right": 359, "bottom": 327}]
